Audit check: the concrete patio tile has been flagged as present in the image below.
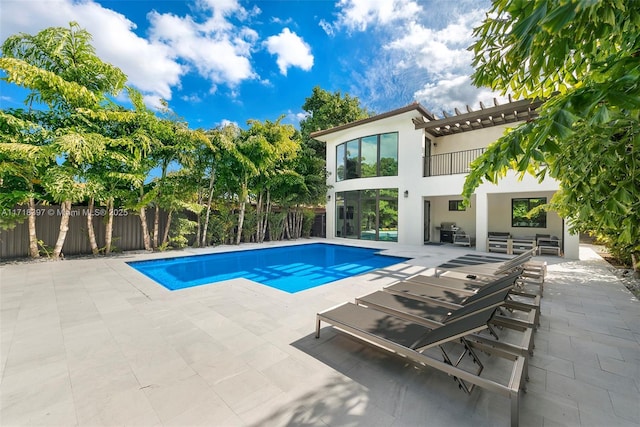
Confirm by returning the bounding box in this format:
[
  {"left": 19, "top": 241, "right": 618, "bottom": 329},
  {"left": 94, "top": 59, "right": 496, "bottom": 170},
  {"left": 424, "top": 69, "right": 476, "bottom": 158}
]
[
  {"left": 0, "top": 369, "right": 77, "bottom": 426},
  {"left": 127, "top": 351, "right": 196, "bottom": 388},
  {"left": 211, "top": 368, "right": 283, "bottom": 415},
  {"left": 190, "top": 351, "right": 252, "bottom": 386},
  {"left": 240, "top": 342, "right": 290, "bottom": 372},
  {"left": 75, "top": 385, "right": 161, "bottom": 426},
  {"left": 609, "top": 389, "right": 640, "bottom": 424},
  {"left": 142, "top": 373, "right": 222, "bottom": 423},
  {"left": 598, "top": 355, "right": 640, "bottom": 385},
  {"left": 545, "top": 370, "right": 613, "bottom": 410},
  {"left": 569, "top": 335, "right": 624, "bottom": 361},
  {"left": 529, "top": 353, "right": 575, "bottom": 378},
  {"left": 168, "top": 330, "right": 228, "bottom": 365},
  {"left": 577, "top": 401, "right": 640, "bottom": 427},
  {"left": 238, "top": 376, "right": 342, "bottom": 427},
  {"left": 1, "top": 242, "right": 639, "bottom": 427},
  {"left": 573, "top": 360, "right": 638, "bottom": 394},
  {"left": 163, "top": 397, "right": 243, "bottom": 427},
  {"left": 521, "top": 387, "right": 580, "bottom": 426}
]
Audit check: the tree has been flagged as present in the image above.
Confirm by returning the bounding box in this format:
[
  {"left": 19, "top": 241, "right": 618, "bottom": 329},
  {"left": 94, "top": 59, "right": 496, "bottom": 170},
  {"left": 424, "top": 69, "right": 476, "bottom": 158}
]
[
  {"left": 300, "top": 86, "right": 371, "bottom": 158},
  {"left": 464, "top": 0, "right": 640, "bottom": 272},
  {"left": 1, "top": 22, "right": 127, "bottom": 259}
]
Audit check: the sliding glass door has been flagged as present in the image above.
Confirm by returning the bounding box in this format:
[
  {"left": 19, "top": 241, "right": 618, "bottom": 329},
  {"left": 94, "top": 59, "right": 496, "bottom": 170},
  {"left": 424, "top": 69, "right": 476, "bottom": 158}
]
[{"left": 335, "top": 189, "right": 398, "bottom": 242}]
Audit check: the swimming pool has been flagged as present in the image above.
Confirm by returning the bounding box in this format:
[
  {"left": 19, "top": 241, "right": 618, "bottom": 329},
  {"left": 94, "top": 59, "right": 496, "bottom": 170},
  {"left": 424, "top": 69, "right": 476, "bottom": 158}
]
[{"left": 128, "top": 243, "right": 409, "bottom": 293}]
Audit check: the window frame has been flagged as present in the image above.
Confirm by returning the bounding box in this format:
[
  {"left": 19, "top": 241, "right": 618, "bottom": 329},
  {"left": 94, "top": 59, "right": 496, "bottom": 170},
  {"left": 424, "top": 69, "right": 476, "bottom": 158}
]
[
  {"left": 335, "top": 132, "right": 398, "bottom": 181},
  {"left": 511, "top": 197, "right": 547, "bottom": 228},
  {"left": 448, "top": 200, "right": 465, "bottom": 211}
]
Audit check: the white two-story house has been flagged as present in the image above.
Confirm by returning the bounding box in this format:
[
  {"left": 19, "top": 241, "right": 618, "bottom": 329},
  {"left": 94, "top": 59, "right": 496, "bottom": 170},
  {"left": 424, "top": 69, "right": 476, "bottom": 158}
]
[{"left": 311, "top": 99, "right": 580, "bottom": 259}]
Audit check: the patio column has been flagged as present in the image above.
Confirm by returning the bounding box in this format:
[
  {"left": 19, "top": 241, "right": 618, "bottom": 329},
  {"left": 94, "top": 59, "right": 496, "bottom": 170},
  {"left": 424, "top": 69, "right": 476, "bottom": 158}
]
[
  {"left": 475, "top": 192, "right": 488, "bottom": 251},
  {"left": 563, "top": 218, "right": 580, "bottom": 259}
]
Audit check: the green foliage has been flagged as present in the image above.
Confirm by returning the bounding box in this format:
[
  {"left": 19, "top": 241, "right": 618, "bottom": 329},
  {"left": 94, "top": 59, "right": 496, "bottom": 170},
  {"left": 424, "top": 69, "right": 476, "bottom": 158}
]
[
  {"left": 302, "top": 209, "right": 316, "bottom": 238},
  {"left": 37, "top": 239, "right": 52, "bottom": 258},
  {"left": 169, "top": 216, "right": 197, "bottom": 249},
  {"left": 300, "top": 86, "right": 371, "bottom": 157},
  {"left": 464, "top": 0, "right": 640, "bottom": 262},
  {"left": 267, "top": 211, "right": 286, "bottom": 241},
  {"left": 206, "top": 205, "right": 237, "bottom": 245},
  {"left": 1, "top": 22, "right": 126, "bottom": 110}
]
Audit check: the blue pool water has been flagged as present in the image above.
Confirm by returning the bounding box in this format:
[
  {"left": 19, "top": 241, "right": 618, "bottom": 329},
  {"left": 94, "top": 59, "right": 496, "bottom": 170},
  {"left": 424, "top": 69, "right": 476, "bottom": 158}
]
[{"left": 128, "top": 243, "right": 409, "bottom": 293}]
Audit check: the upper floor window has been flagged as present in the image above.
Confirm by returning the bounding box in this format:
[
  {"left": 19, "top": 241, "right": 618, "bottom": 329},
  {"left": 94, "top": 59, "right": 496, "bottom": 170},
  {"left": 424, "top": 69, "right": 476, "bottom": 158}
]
[
  {"left": 336, "top": 132, "right": 398, "bottom": 181},
  {"left": 512, "top": 197, "right": 547, "bottom": 227}
]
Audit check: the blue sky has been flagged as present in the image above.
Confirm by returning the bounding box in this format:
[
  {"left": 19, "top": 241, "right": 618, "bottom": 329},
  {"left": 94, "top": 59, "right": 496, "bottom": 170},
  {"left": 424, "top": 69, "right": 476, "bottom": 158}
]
[{"left": 0, "top": 0, "right": 501, "bottom": 131}]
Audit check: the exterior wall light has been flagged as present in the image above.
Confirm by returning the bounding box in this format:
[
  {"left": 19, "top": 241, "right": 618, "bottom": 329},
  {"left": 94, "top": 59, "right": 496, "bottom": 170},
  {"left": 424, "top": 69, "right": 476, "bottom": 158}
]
[
  {"left": 327, "top": 194, "right": 331, "bottom": 201},
  {"left": 404, "top": 190, "right": 409, "bottom": 198}
]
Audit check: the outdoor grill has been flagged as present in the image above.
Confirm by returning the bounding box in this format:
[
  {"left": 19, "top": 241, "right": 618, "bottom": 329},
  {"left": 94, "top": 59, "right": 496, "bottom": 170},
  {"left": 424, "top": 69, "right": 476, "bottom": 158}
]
[{"left": 439, "top": 222, "right": 459, "bottom": 243}]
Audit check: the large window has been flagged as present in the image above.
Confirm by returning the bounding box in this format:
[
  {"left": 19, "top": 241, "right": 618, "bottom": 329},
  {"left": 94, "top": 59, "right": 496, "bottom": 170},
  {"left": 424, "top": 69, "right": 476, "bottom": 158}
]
[
  {"left": 512, "top": 197, "right": 547, "bottom": 228},
  {"left": 335, "top": 189, "right": 398, "bottom": 241},
  {"left": 336, "top": 132, "right": 398, "bottom": 181}
]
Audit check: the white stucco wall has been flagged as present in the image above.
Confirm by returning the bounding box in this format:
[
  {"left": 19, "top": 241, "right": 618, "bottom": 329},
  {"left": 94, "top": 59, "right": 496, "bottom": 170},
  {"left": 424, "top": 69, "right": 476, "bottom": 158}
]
[{"left": 324, "top": 110, "right": 424, "bottom": 244}]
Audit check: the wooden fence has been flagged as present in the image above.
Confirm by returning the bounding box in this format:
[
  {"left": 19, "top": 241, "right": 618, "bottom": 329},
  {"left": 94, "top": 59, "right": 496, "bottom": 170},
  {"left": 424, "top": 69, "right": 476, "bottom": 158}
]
[
  {"left": 1, "top": 206, "right": 327, "bottom": 260},
  {"left": 0, "top": 205, "right": 167, "bottom": 259}
]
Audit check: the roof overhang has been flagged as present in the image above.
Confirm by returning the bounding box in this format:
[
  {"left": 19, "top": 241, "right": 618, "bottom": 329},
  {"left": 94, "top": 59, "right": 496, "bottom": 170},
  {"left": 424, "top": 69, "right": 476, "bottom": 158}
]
[
  {"left": 414, "top": 98, "right": 544, "bottom": 137},
  {"left": 310, "top": 103, "right": 434, "bottom": 140}
]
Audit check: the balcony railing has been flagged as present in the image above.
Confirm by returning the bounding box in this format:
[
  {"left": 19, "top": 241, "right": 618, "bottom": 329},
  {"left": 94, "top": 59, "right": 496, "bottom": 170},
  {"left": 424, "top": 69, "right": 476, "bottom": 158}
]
[{"left": 424, "top": 147, "right": 487, "bottom": 176}]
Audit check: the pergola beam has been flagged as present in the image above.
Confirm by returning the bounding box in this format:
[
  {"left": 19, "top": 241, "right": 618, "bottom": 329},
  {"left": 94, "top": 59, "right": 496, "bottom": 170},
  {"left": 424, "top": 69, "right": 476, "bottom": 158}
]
[{"left": 415, "top": 98, "right": 543, "bottom": 137}]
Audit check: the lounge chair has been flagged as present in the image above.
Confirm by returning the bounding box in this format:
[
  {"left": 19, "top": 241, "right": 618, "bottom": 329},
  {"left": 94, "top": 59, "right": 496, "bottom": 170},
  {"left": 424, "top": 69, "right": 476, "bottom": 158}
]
[
  {"left": 434, "top": 248, "right": 536, "bottom": 278},
  {"left": 384, "top": 270, "right": 522, "bottom": 309},
  {"left": 404, "top": 274, "right": 541, "bottom": 327},
  {"left": 385, "top": 270, "right": 540, "bottom": 330},
  {"left": 463, "top": 253, "right": 547, "bottom": 280},
  {"left": 355, "top": 287, "right": 535, "bottom": 357},
  {"left": 316, "top": 302, "right": 527, "bottom": 427}
]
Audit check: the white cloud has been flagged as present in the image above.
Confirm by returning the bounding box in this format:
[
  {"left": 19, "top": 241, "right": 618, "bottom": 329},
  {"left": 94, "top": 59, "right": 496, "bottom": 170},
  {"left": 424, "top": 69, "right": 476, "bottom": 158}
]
[
  {"left": 147, "top": 10, "right": 257, "bottom": 89},
  {"left": 384, "top": 12, "right": 484, "bottom": 79},
  {"left": 264, "top": 28, "right": 313, "bottom": 76},
  {"left": 325, "top": 0, "right": 504, "bottom": 116},
  {"left": 326, "top": 0, "right": 421, "bottom": 33},
  {"left": 282, "top": 110, "right": 309, "bottom": 127},
  {"left": 414, "top": 75, "right": 509, "bottom": 116},
  {"left": 0, "top": 0, "right": 262, "bottom": 107},
  {"left": 142, "top": 94, "right": 168, "bottom": 111},
  {"left": 0, "top": 0, "right": 184, "bottom": 102},
  {"left": 218, "top": 118, "right": 239, "bottom": 128},
  {"left": 181, "top": 94, "right": 202, "bottom": 103}
]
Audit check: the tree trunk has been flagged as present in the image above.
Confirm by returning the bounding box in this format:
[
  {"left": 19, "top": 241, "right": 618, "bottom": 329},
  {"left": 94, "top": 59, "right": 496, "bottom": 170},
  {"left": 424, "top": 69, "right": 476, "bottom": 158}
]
[
  {"left": 162, "top": 210, "right": 173, "bottom": 246},
  {"left": 27, "top": 197, "right": 39, "bottom": 258},
  {"left": 104, "top": 198, "right": 114, "bottom": 255},
  {"left": 632, "top": 253, "right": 640, "bottom": 279},
  {"left": 86, "top": 197, "right": 99, "bottom": 255},
  {"left": 139, "top": 206, "right": 152, "bottom": 251},
  {"left": 284, "top": 209, "right": 291, "bottom": 240},
  {"left": 236, "top": 183, "right": 247, "bottom": 245},
  {"left": 255, "top": 190, "right": 263, "bottom": 243},
  {"left": 52, "top": 200, "right": 72, "bottom": 260},
  {"left": 194, "top": 213, "right": 201, "bottom": 248},
  {"left": 263, "top": 190, "right": 271, "bottom": 241},
  {"left": 201, "top": 170, "right": 216, "bottom": 247},
  {"left": 153, "top": 204, "right": 160, "bottom": 249}
]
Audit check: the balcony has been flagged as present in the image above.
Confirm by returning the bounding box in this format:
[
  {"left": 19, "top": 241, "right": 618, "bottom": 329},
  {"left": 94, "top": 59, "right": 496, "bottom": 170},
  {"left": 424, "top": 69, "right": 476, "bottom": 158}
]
[{"left": 424, "top": 147, "right": 486, "bottom": 176}]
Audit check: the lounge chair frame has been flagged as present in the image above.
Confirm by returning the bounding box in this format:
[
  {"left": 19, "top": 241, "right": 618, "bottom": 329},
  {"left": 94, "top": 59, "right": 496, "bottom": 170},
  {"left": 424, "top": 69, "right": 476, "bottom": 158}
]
[
  {"left": 316, "top": 303, "right": 527, "bottom": 427},
  {"left": 434, "top": 248, "right": 536, "bottom": 278},
  {"left": 402, "top": 274, "right": 541, "bottom": 328},
  {"left": 355, "top": 289, "right": 535, "bottom": 358}
]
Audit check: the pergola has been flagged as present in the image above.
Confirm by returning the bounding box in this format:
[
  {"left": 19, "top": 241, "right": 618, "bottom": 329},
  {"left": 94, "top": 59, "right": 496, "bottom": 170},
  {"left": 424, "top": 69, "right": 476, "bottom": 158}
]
[{"left": 413, "top": 96, "right": 544, "bottom": 137}]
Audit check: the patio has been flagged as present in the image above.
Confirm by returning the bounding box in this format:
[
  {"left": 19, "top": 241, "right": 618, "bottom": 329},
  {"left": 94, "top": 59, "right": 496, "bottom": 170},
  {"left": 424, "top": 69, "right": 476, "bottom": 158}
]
[{"left": 1, "top": 240, "right": 638, "bottom": 426}]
